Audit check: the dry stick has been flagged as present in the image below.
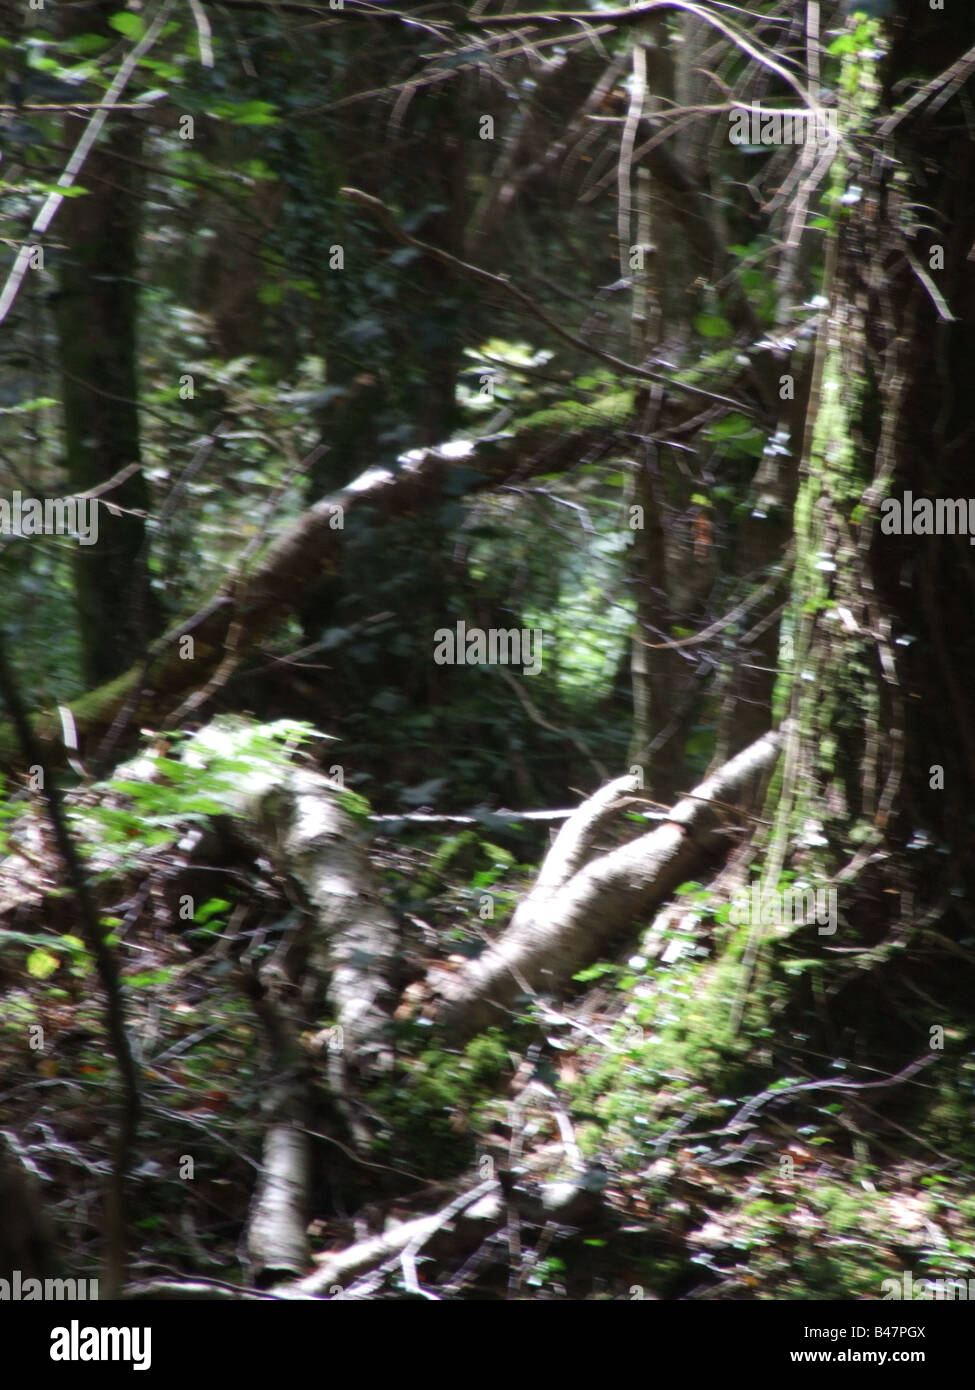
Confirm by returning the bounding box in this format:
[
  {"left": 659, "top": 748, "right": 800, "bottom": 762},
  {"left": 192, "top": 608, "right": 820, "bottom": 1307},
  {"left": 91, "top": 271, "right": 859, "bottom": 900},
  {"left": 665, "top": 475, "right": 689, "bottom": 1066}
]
[
  {"left": 495, "top": 666, "right": 609, "bottom": 781},
  {"left": 475, "top": 3, "right": 818, "bottom": 111},
  {"left": 90, "top": 591, "right": 235, "bottom": 781},
  {"left": 721, "top": 1055, "right": 938, "bottom": 1137},
  {"left": 0, "top": 634, "right": 140, "bottom": 1297},
  {"left": 0, "top": 0, "right": 176, "bottom": 327},
  {"left": 399, "top": 1179, "right": 500, "bottom": 1301},
  {"left": 95, "top": 440, "right": 326, "bottom": 770},
  {"left": 638, "top": 549, "right": 792, "bottom": 651},
  {"left": 162, "top": 444, "right": 328, "bottom": 729},
  {"left": 877, "top": 41, "right": 975, "bottom": 139},
  {"left": 74, "top": 462, "right": 143, "bottom": 502},
  {"left": 339, "top": 188, "right": 756, "bottom": 416},
  {"left": 312, "top": 26, "right": 615, "bottom": 118},
  {"left": 91, "top": 423, "right": 233, "bottom": 777}
]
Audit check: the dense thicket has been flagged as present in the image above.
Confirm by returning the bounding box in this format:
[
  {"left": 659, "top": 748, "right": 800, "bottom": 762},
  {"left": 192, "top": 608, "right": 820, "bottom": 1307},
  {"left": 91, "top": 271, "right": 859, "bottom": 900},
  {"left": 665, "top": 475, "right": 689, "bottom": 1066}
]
[{"left": 2, "top": 0, "right": 974, "bottom": 1311}]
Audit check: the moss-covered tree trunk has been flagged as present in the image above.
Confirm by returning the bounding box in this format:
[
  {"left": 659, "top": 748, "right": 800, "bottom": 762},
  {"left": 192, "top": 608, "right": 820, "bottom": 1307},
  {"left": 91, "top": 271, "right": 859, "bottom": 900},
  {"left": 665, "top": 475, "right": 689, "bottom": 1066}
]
[{"left": 761, "top": 3, "right": 975, "bottom": 1050}]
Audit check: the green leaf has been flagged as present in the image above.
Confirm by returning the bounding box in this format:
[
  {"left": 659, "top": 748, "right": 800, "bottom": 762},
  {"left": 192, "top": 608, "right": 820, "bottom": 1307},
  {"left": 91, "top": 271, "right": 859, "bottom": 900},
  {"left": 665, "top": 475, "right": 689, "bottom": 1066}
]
[
  {"left": 66, "top": 33, "right": 112, "bottom": 55},
  {"left": 827, "top": 33, "right": 857, "bottom": 55},
  {"left": 128, "top": 968, "right": 173, "bottom": 988},
  {"left": 0, "top": 930, "right": 64, "bottom": 949},
  {"left": 212, "top": 99, "right": 279, "bottom": 126},
  {"left": 34, "top": 184, "right": 89, "bottom": 198},
  {"left": 572, "top": 962, "right": 616, "bottom": 983},
  {"left": 694, "top": 313, "right": 733, "bottom": 339},
  {"left": 193, "top": 897, "right": 231, "bottom": 924},
  {"left": 108, "top": 12, "right": 146, "bottom": 40},
  {"left": 27, "top": 948, "right": 60, "bottom": 979},
  {"left": 138, "top": 58, "right": 182, "bottom": 80},
  {"left": 0, "top": 396, "right": 58, "bottom": 415}
]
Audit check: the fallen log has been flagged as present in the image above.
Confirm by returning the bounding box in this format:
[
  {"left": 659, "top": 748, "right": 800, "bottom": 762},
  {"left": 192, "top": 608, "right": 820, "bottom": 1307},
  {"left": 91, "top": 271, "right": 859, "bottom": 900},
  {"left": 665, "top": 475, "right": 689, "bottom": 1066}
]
[{"left": 431, "top": 726, "right": 783, "bottom": 1040}]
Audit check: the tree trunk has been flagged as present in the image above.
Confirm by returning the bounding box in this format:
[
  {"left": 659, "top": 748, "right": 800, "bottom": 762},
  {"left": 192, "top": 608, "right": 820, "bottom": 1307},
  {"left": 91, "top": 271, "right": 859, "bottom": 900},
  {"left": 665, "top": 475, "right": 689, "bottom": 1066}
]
[{"left": 53, "top": 2, "right": 158, "bottom": 684}]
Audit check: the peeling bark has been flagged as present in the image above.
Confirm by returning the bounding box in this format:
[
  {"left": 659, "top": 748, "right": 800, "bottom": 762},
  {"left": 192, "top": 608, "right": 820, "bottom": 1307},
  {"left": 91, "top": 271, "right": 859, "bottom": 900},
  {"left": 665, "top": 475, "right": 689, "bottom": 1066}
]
[
  {"left": 232, "top": 765, "right": 399, "bottom": 1086},
  {"left": 244, "top": 1092, "right": 311, "bottom": 1285},
  {"left": 432, "top": 727, "right": 783, "bottom": 1040}
]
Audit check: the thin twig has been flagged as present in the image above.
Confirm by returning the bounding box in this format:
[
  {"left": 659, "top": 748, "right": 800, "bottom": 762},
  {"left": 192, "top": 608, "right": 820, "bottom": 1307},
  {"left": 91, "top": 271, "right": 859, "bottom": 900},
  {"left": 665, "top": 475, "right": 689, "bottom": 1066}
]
[{"left": 340, "top": 188, "right": 757, "bottom": 415}]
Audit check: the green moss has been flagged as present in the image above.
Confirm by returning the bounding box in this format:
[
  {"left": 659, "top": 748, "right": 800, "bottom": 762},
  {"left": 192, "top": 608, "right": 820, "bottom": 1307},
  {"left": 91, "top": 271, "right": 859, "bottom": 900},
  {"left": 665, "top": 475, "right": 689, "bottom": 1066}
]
[
  {"left": 70, "top": 668, "right": 140, "bottom": 721},
  {"left": 674, "top": 347, "right": 740, "bottom": 385},
  {"left": 428, "top": 828, "right": 479, "bottom": 879},
  {"left": 337, "top": 787, "right": 372, "bottom": 823},
  {"left": 367, "top": 1028, "right": 510, "bottom": 1174},
  {"left": 0, "top": 670, "right": 139, "bottom": 764},
  {"left": 517, "top": 390, "right": 634, "bottom": 433}
]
